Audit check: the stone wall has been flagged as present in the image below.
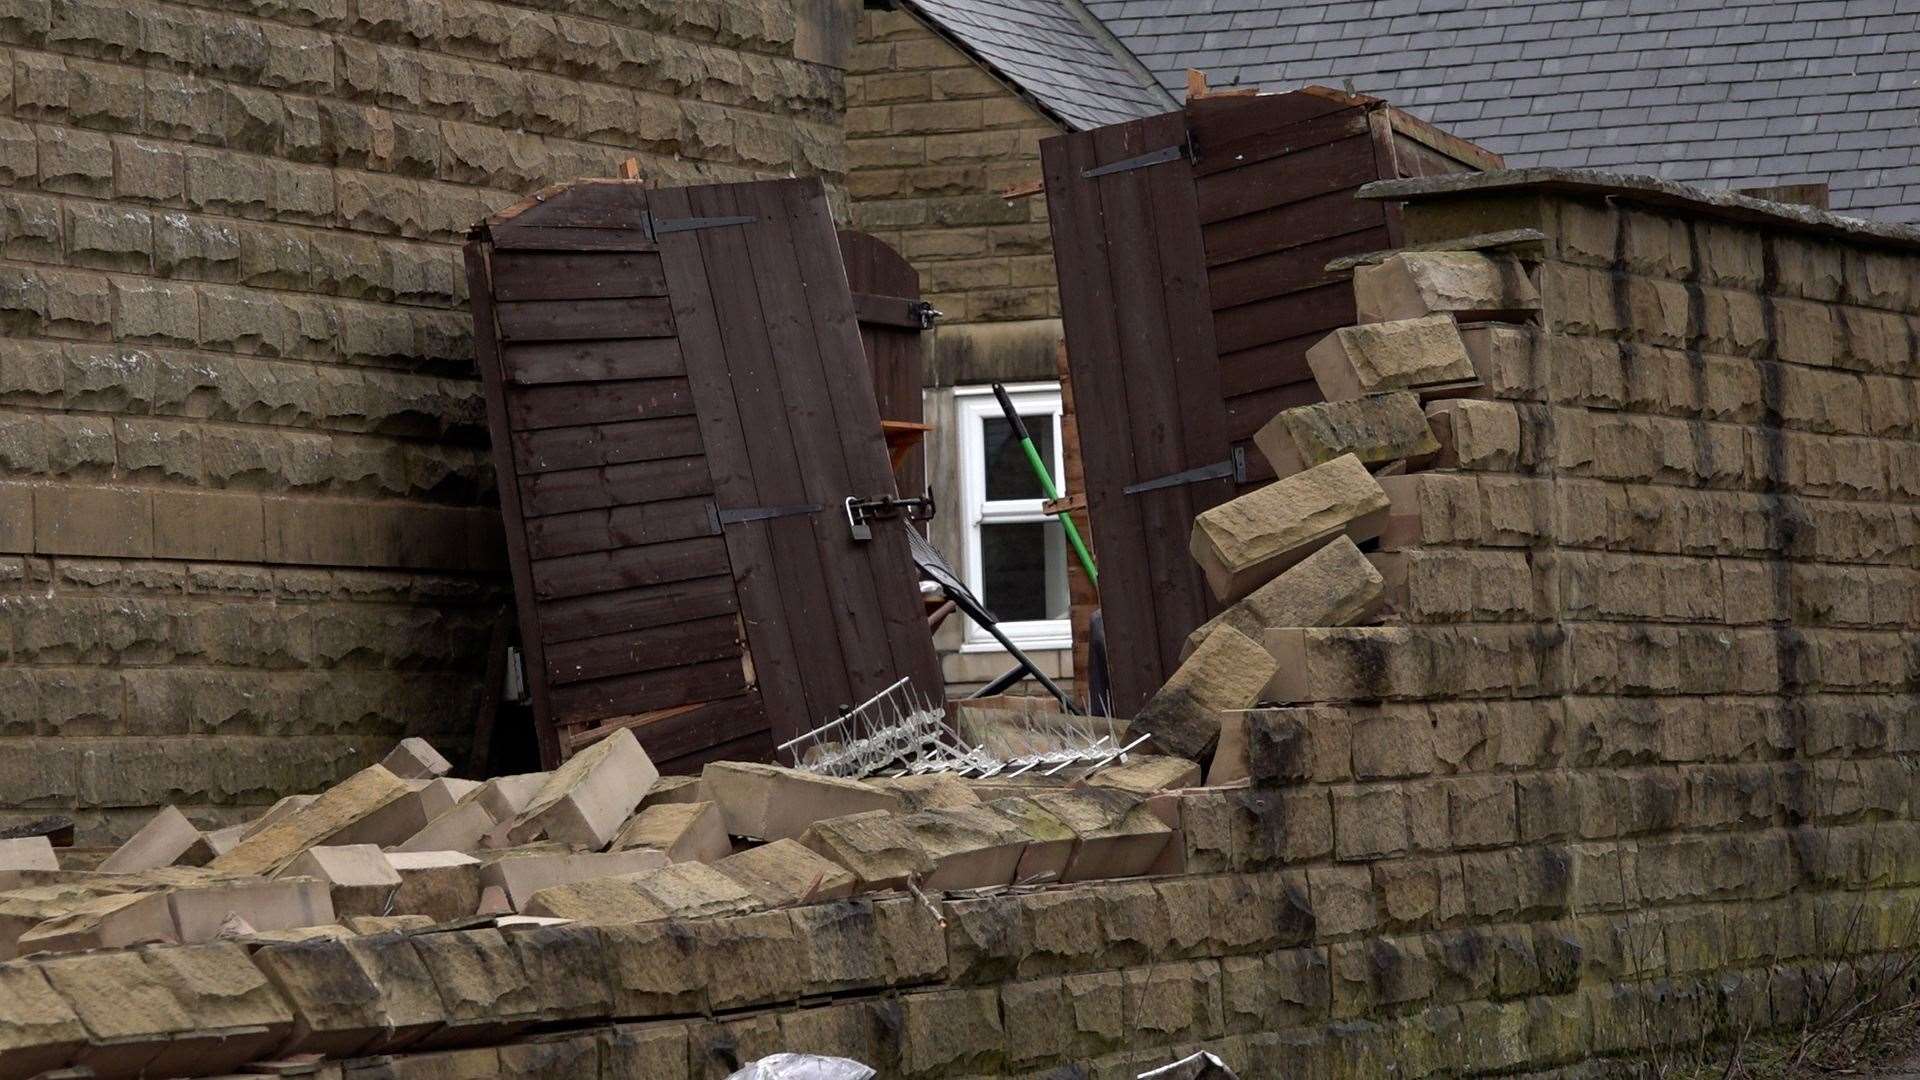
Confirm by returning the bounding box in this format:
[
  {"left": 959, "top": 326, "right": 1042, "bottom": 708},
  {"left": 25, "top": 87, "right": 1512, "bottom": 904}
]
[
  {"left": 0, "top": 0, "right": 846, "bottom": 841},
  {"left": 846, "top": 7, "right": 1064, "bottom": 386}
]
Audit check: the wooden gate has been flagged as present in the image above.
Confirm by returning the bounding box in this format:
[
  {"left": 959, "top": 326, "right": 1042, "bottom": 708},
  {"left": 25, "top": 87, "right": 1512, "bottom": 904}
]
[
  {"left": 468, "top": 178, "right": 941, "bottom": 770},
  {"left": 1041, "top": 87, "right": 1500, "bottom": 714},
  {"left": 839, "top": 231, "right": 930, "bottom": 499}
]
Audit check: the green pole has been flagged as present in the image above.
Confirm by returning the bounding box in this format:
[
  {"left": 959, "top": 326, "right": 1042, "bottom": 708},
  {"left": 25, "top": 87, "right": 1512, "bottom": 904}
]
[{"left": 993, "top": 383, "right": 1098, "bottom": 585}]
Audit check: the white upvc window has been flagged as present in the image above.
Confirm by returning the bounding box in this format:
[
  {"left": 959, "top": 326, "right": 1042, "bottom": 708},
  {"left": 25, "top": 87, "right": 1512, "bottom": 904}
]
[{"left": 953, "top": 382, "right": 1071, "bottom": 652}]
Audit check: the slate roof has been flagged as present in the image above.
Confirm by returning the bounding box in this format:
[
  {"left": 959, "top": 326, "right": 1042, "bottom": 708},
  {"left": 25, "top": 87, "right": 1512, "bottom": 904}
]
[
  {"left": 902, "top": 0, "right": 1180, "bottom": 131},
  {"left": 1083, "top": 0, "right": 1920, "bottom": 222}
]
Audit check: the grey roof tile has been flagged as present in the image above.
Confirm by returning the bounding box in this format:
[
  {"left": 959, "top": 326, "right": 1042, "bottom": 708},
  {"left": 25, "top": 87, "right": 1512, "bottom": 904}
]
[
  {"left": 904, "top": 0, "right": 1177, "bottom": 131},
  {"left": 1086, "top": 0, "right": 1920, "bottom": 218}
]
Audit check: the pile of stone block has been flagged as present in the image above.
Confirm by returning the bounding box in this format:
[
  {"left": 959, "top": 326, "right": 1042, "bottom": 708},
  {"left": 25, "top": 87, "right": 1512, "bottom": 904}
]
[
  {"left": 0, "top": 727, "right": 1220, "bottom": 968},
  {"left": 1133, "top": 245, "right": 1541, "bottom": 777}
]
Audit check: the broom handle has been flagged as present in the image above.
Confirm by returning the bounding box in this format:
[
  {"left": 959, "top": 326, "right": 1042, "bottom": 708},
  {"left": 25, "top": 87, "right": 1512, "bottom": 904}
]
[{"left": 992, "top": 383, "right": 1098, "bottom": 585}]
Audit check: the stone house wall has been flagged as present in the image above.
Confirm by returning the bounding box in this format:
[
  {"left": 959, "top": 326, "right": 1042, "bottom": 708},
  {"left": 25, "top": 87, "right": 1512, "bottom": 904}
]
[
  {"left": 846, "top": 7, "right": 1063, "bottom": 385},
  {"left": 0, "top": 0, "right": 847, "bottom": 841}
]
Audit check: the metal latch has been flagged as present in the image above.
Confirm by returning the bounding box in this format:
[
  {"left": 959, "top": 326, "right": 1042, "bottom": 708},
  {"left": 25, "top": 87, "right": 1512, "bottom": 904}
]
[
  {"left": 845, "top": 494, "right": 936, "bottom": 540},
  {"left": 1123, "top": 447, "right": 1247, "bottom": 496},
  {"left": 913, "top": 300, "right": 943, "bottom": 329},
  {"left": 1081, "top": 143, "right": 1188, "bottom": 179},
  {"left": 642, "top": 211, "right": 756, "bottom": 240},
  {"left": 711, "top": 503, "right": 822, "bottom": 530}
]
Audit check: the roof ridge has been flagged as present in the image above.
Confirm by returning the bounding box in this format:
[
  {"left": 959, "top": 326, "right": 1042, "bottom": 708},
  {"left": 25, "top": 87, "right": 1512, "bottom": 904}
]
[{"left": 1059, "top": 0, "right": 1182, "bottom": 113}]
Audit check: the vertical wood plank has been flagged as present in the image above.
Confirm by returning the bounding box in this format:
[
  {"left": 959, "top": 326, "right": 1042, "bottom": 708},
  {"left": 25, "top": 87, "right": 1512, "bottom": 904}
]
[
  {"left": 683, "top": 182, "right": 857, "bottom": 741},
  {"left": 466, "top": 241, "right": 564, "bottom": 768},
  {"left": 651, "top": 185, "right": 811, "bottom": 755},
  {"left": 1042, "top": 125, "right": 1163, "bottom": 715},
  {"left": 779, "top": 181, "right": 944, "bottom": 705}
]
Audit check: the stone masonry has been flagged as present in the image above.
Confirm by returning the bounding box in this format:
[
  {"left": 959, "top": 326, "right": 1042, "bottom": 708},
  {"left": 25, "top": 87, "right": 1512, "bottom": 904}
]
[
  {"left": 0, "top": 0, "right": 848, "bottom": 842},
  {"left": 846, "top": 6, "right": 1064, "bottom": 385}
]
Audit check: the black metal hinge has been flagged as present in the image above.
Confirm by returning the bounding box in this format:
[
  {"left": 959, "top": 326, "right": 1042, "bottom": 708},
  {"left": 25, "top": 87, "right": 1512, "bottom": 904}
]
[
  {"left": 643, "top": 212, "right": 756, "bottom": 240},
  {"left": 1081, "top": 143, "right": 1188, "bottom": 179},
  {"left": 711, "top": 503, "right": 821, "bottom": 530},
  {"left": 1124, "top": 447, "right": 1247, "bottom": 496}
]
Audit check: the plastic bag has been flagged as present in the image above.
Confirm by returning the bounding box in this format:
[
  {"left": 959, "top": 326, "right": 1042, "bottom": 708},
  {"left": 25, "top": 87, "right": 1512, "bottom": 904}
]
[{"left": 725, "top": 1053, "right": 878, "bottom": 1080}]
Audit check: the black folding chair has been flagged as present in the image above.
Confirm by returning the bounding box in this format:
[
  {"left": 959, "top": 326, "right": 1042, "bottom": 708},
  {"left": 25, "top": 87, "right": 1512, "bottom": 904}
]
[{"left": 905, "top": 527, "right": 1081, "bottom": 713}]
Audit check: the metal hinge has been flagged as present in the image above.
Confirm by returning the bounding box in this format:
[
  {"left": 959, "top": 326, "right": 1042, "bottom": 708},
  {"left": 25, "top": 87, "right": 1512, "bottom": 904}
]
[
  {"left": 711, "top": 503, "right": 822, "bottom": 530},
  {"left": 643, "top": 212, "right": 756, "bottom": 240},
  {"left": 1123, "top": 447, "right": 1247, "bottom": 496},
  {"left": 1081, "top": 143, "right": 1188, "bottom": 179},
  {"left": 845, "top": 494, "right": 936, "bottom": 541}
]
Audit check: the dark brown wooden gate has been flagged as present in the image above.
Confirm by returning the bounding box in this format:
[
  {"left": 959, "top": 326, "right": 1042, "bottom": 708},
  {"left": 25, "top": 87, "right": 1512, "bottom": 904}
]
[
  {"left": 839, "top": 230, "right": 929, "bottom": 500},
  {"left": 468, "top": 178, "right": 941, "bottom": 770},
  {"left": 1041, "top": 87, "right": 1500, "bottom": 715}
]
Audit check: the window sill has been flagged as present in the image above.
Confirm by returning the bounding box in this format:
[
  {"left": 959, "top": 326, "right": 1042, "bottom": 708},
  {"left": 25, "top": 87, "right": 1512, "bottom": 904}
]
[{"left": 958, "top": 634, "right": 1073, "bottom": 655}]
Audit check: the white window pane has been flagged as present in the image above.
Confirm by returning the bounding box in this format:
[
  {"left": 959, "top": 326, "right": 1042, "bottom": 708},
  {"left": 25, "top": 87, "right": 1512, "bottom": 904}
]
[
  {"left": 981, "top": 520, "right": 1070, "bottom": 622},
  {"left": 982, "top": 415, "right": 1056, "bottom": 502}
]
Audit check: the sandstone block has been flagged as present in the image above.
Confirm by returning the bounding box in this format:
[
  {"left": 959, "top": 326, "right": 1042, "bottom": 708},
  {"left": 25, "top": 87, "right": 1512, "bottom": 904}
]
[
  {"left": 898, "top": 804, "right": 1031, "bottom": 892},
  {"left": 610, "top": 802, "right": 730, "bottom": 864},
  {"left": 13, "top": 891, "right": 176, "bottom": 957},
  {"left": 239, "top": 795, "right": 315, "bottom": 839},
  {"left": 866, "top": 773, "right": 981, "bottom": 812},
  {"left": 397, "top": 772, "right": 545, "bottom": 852},
  {"left": 1181, "top": 536, "right": 1384, "bottom": 661},
  {"left": 1254, "top": 391, "right": 1439, "bottom": 478},
  {"left": 410, "top": 928, "right": 539, "bottom": 1043},
  {"left": 277, "top": 845, "right": 402, "bottom": 919},
  {"left": 703, "top": 762, "right": 903, "bottom": 841},
  {"left": 322, "top": 779, "right": 435, "bottom": 848},
  {"left": 140, "top": 942, "right": 293, "bottom": 1066},
  {"left": 1023, "top": 789, "right": 1171, "bottom": 883},
  {"left": 211, "top": 765, "right": 411, "bottom": 875},
  {"left": 638, "top": 775, "right": 705, "bottom": 809},
  {"left": 0, "top": 963, "right": 85, "bottom": 1077},
  {"left": 421, "top": 778, "right": 483, "bottom": 819},
  {"left": 252, "top": 934, "right": 445, "bottom": 1057},
  {"left": 38, "top": 949, "right": 200, "bottom": 1078},
  {"left": 499, "top": 730, "right": 656, "bottom": 849},
  {"left": 1080, "top": 755, "right": 1202, "bottom": 796},
  {"left": 1354, "top": 251, "right": 1540, "bottom": 323},
  {"left": 798, "top": 810, "right": 932, "bottom": 892},
  {"left": 380, "top": 737, "right": 452, "bottom": 780},
  {"left": 1459, "top": 322, "right": 1537, "bottom": 398},
  {"left": 387, "top": 850, "right": 482, "bottom": 923},
  {"left": 624, "top": 862, "right": 764, "bottom": 920},
  {"left": 713, "top": 839, "right": 856, "bottom": 907},
  {"left": 1426, "top": 399, "right": 1522, "bottom": 470},
  {"left": 1131, "top": 626, "right": 1275, "bottom": 760},
  {"left": 1306, "top": 315, "right": 1481, "bottom": 401},
  {"left": 987, "top": 796, "right": 1077, "bottom": 886},
  {"left": 479, "top": 848, "right": 669, "bottom": 912},
  {"left": 0, "top": 837, "right": 58, "bottom": 873},
  {"left": 1189, "top": 454, "right": 1390, "bottom": 602},
  {"left": 168, "top": 877, "right": 336, "bottom": 944}
]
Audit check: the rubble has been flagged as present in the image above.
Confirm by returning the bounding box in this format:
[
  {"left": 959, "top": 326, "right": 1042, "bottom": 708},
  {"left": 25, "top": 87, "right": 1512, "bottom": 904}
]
[
  {"left": 1180, "top": 536, "right": 1384, "bottom": 661},
  {"left": 1353, "top": 251, "right": 1540, "bottom": 323},
  {"left": 495, "top": 729, "right": 658, "bottom": 850},
  {"left": 610, "top": 802, "right": 732, "bottom": 864},
  {"left": 479, "top": 849, "right": 670, "bottom": 912},
  {"left": 1304, "top": 314, "right": 1481, "bottom": 401},
  {"left": 1131, "top": 626, "right": 1276, "bottom": 759},
  {"left": 1252, "top": 391, "right": 1438, "bottom": 478},
  {"left": 704, "top": 762, "right": 904, "bottom": 841},
  {"left": 1188, "top": 454, "right": 1390, "bottom": 602},
  {"left": 211, "top": 767, "right": 412, "bottom": 876},
  {"left": 798, "top": 812, "right": 932, "bottom": 892},
  {"left": 380, "top": 738, "right": 454, "bottom": 781},
  {"left": 276, "top": 846, "right": 402, "bottom": 919},
  {"left": 715, "top": 840, "right": 857, "bottom": 906},
  {"left": 96, "top": 807, "right": 213, "bottom": 874}
]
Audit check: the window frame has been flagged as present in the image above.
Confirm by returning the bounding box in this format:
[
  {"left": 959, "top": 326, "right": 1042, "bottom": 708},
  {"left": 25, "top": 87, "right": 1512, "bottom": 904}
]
[{"left": 952, "top": 381, "right": 1072, "bottom": 653}]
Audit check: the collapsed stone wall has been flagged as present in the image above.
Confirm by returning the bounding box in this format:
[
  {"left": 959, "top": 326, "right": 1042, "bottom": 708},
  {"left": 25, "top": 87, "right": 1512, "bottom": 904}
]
[
  {"left": 0, "top": 0, "right": 845, "bottom": 840},
  {"left": 8, "top": 176, "right": 1920, "bottom": 1080}
]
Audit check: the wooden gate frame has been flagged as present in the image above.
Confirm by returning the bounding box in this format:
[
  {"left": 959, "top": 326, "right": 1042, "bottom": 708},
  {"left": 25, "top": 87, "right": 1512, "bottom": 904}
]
[
  {"left": 1041, "top": 87, "right": 1501, "bottom": 715},
  {"left": 467, "top": 179, "right": 941, "bottom": 769}
]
